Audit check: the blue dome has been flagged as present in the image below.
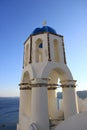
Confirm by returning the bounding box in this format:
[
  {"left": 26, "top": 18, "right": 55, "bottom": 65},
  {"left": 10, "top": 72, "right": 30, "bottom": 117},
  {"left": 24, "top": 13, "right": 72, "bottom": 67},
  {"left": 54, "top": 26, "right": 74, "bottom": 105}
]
[{"left": 31, "top": 26, "right": 57, "bottom": 35}]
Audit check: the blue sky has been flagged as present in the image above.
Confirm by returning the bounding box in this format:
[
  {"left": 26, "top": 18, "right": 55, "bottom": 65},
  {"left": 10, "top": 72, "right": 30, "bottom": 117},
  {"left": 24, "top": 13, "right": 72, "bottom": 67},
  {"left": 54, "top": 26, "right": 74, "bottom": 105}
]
[{"left": 0, "top": 0, "right": 87, "bottom": 97}]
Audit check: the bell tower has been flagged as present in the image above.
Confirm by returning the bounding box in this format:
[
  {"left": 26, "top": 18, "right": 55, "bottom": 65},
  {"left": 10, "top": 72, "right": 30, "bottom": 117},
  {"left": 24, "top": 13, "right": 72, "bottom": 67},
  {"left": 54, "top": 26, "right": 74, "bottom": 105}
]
[{"left": 17, "top": 25, "right": 78, "bottom": 130}]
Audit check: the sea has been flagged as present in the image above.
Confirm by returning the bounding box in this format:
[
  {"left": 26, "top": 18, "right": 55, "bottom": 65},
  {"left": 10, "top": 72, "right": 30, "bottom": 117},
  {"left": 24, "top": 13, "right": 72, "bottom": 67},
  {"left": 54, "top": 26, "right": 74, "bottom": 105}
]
[
  {"left": 0, "top": 91, "right": 86, "bottom": 130},
  {"left": 0, "top": 97, "right": 19, "bottom": 130}
]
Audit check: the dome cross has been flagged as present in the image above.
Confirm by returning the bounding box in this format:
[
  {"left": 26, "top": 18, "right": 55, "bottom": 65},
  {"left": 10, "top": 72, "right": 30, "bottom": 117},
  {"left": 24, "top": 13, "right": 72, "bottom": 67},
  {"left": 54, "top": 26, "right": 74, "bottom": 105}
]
[{"left": 43, "top": 21, "right": 47, "bottom": 26}]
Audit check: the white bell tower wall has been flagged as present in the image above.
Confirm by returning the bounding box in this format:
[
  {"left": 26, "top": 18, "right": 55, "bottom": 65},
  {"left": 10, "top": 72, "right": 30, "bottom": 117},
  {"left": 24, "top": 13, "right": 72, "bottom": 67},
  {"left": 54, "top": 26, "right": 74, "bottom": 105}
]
[{"left": 17, "top": 25, "right": 79, "bottom": 130}]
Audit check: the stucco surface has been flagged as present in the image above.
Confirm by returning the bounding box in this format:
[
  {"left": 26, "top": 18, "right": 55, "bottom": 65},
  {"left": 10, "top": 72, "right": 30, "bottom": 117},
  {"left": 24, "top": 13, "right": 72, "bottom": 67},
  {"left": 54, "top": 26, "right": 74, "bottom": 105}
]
[{"left": 55, "top": 112, "right": 87, "bottom": 130}]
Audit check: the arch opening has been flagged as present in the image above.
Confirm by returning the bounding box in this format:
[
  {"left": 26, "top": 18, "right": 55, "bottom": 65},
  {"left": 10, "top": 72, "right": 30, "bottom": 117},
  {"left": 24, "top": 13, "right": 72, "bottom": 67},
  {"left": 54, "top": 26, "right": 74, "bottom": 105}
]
[
  {"left": 35, "top": 39, "right": 43, "bottom": 62},
  {"left": 44, "top": 66, "right": 77, "bottom": 122},
  {"left": 22, "top": 71, "right": 31, "bottom": 83},
  {"left": 47, "top": 69, "right": 65, "bottom": 121}
]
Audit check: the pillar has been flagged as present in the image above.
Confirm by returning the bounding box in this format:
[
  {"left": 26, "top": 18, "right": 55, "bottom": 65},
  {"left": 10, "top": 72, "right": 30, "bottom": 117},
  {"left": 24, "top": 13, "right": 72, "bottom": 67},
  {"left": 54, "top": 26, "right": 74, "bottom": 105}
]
[
  {"left": 61, "top": 80, "right": 79, "bottom": 119},
  {"left": 31, "top": 78, "right": 49, "bottom": 130}
]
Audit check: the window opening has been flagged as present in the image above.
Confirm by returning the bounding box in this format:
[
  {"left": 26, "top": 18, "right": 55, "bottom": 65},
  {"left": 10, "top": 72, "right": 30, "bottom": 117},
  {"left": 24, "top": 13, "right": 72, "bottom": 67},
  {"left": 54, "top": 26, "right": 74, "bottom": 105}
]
[{"left": 36, "top": 39, "right": 43, "bottom": 62}]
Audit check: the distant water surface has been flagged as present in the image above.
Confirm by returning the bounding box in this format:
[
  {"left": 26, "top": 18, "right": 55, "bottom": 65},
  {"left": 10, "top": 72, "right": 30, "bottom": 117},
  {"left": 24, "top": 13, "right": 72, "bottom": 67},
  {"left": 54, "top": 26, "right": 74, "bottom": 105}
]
[
  {"left": 0, "top": 97, "right": 19, "bottom": 130},
  {"left": 0, "top": 91, "right": 87, "bottom": 130}
]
